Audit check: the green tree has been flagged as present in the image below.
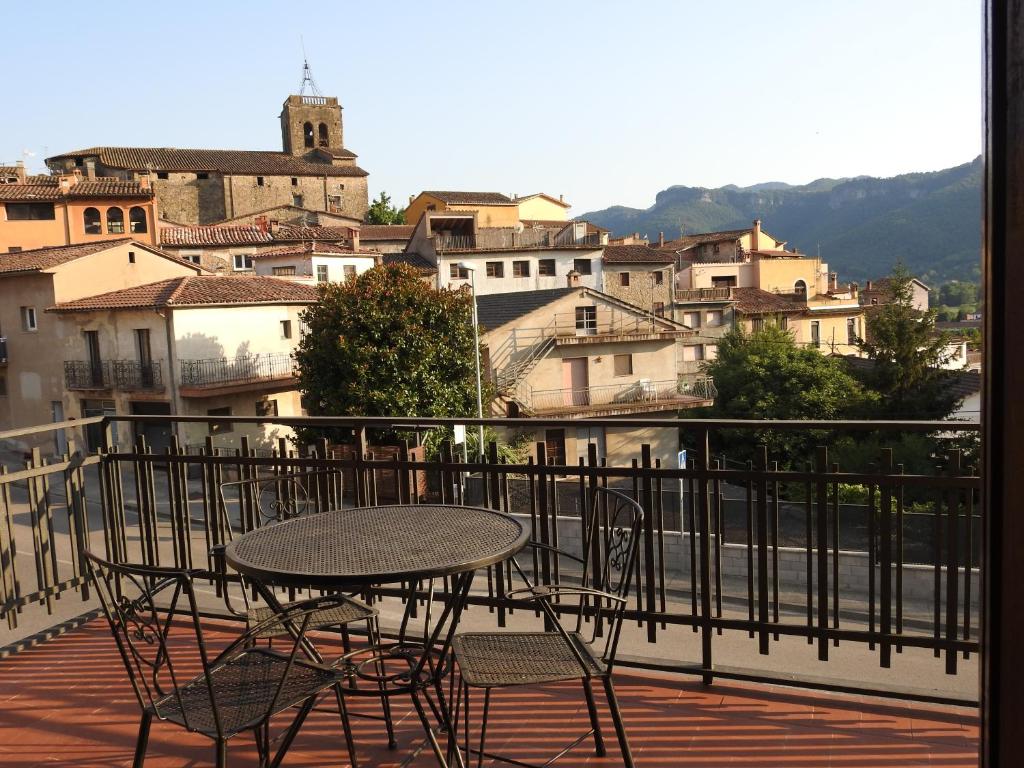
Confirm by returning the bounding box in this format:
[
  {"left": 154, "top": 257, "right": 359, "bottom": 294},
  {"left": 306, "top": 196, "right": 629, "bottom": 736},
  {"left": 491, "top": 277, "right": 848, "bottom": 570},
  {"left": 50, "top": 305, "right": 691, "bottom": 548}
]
[
  {"left": 365, "top": 191, "right": 405, "bottom": 225},
  {"left": 856, "top": 264, "right": 959, "bottom": 419},
  {"left": 697, "top": 324, "right": 877, "bottom": 465},
  {"left": 294, "top": 264, "right": 479, "bottom": 440}
]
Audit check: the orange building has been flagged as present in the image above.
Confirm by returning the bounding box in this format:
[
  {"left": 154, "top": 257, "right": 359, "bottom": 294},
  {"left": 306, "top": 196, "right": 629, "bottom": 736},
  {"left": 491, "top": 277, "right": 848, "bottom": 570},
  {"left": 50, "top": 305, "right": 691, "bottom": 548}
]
[{"left": 0, "top": 163, "right": 158, "bottom": 252}]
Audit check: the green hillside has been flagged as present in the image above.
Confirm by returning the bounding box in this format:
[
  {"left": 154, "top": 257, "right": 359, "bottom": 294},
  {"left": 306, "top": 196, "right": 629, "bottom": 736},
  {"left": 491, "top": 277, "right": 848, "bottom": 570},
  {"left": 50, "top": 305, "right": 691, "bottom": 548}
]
[{"left": 581, "top": 158, "right": 982, "bottom": 285}]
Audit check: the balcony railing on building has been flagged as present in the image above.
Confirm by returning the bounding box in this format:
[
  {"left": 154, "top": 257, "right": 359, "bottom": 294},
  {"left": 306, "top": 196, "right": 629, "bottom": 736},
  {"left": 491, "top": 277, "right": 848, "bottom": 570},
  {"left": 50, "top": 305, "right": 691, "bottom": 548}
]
[
  {"left": 64, "top": 360, "right": 163, "bottom": 391},
  {"left": 525, "top": 376, "right": 717, "bottom": 414},
  {"left": 0, "top": 336, "right": 6, "bottom": 365},
  {"left": 179, "top": 352, "right": 296, "bottom": 388},
  {"left": 675, "top": 287, "right": 734, "bottom": 302}
]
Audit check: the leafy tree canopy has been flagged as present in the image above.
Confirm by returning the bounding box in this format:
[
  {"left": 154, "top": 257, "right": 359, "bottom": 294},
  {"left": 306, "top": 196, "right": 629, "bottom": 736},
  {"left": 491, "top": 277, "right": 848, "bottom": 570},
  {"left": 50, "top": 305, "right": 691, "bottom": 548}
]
[
  {"left": 856, "top": 263, "right": 959, "bottom": 419},
  {"left": 294, "top": 264, "right": 479, "bottom": 440},
  {"left": 365, "top": 191, "right": 405, "bottom": 225},
  {"left": 698, "top": 324, "right": 878, "bottom": 464}
]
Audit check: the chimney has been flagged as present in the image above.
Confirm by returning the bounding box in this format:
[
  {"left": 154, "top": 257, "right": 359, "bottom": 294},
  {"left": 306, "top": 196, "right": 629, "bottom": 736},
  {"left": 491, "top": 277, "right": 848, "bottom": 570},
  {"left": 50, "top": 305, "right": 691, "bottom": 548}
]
[
  {"left": 751, "top": 219, "right": 761, "bottom": 252},
  {"left": 567, "top": 270, "right": 581, "bottom": 288},
  {"left": 851, "top": 282, "right": 859, "bottom": 299},
  {"left": 829, "top": 272, "right": 838, "bottom": 292},
  {"left": 138, "top": 173, "right": 151, "bottom": 190},
  {"left": 866, "top": 279, "right": 873, "bottom": 291},
  {"left": 255, "top": 215, "right": 269, "bottom": 234},
  {"left": 350, "top": 227, "right": 360, "bottom": 252},
  {"left": 85, "top": 159, "right": 96, "bottom": 180},
  {"left": 14, "top": 160, "right": 25, "bottom": 184},
  {"left": 559, "top": 194, "right": 564, "bottom": 202},
  {"left": 409, "top": 194, "right": 415, "bottom": 204},
  {"left": 658, "top": 231, "right": 665, "bottom": 247}
]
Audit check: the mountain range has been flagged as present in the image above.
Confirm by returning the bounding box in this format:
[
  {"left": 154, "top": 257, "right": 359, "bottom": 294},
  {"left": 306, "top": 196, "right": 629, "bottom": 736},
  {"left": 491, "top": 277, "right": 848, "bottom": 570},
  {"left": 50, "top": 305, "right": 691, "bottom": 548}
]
[{"left": 581, "top": 157, "right": 982, "bottom": 286}]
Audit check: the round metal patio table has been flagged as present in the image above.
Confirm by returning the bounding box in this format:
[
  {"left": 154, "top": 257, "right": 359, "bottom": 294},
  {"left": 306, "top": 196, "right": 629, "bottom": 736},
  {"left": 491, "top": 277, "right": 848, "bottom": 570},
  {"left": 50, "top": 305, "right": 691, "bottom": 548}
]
[{"left": 223, "top": 504, "right": 530, "bottom": 768}]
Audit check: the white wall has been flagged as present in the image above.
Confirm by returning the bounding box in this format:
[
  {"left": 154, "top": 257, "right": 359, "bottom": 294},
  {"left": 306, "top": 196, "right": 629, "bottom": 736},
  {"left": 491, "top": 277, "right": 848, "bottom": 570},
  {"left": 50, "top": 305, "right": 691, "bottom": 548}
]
[
  {"left": 171, "top": 304, "right": 309, "bottom": 364},
  {"left": 437, "top": 248, "right": 603, "bottom": 295}
]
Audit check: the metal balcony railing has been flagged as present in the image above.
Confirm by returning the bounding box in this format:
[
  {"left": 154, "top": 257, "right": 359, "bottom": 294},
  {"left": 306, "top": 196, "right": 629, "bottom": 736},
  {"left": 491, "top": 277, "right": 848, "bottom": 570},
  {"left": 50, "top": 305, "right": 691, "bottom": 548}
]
[
  {"left": 0, "top": 336, "right": 6, "bottom": 365},
  {"left": 527, "top": 377, "right": 716, "bottom": 413},
  {"left": 434, "top": 230, "right": 604, "bottom": 252},
  {"left": 674, "top": 287, "right": 734, "bottom": 302},
  {"left": 0, "top": 414, "right": 981, "bottom": 707},
  {"left": 64, "top": 360, "right": 113, "bottom": 389},
  {"left": 64, "top": 360, "right": 163, "bottom": 390},
  {"left": 112, "top": 360, "right": 163, "bottom": 391},
  {"left": 179, "top": 353, "right": 295, "bottom": 387}
]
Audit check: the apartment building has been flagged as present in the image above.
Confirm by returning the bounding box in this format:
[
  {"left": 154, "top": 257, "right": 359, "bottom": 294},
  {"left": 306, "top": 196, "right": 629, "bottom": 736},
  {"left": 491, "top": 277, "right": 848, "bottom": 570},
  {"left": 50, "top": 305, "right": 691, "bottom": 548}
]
[
  {"left": 252, "top": 241, "right": 378, "bottom": 283},
  {"left": 0, "top": 165, "right": 159, "bottom": 251},
  {"left": 47, "top": 276, "right": 317, "bottom": 453},
  {"left": 0, "top": 240, "right": 203, "bottom": 451},
  {"left": 405, "top": 211, "right": 605, "bottom": 295},
  {"left": 477, "top": 287, "right": 714, "bottom": 466}
]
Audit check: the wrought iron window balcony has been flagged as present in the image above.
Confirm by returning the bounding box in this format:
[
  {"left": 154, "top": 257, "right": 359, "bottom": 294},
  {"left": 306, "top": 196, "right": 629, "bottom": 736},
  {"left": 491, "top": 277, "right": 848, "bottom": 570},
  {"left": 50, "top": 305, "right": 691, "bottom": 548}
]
[
  {"left": 179, "top": 352, "right": 296, "bottom": 388},
  {"left": 64, "top": 360, "right": 163, "bottom": 391}
]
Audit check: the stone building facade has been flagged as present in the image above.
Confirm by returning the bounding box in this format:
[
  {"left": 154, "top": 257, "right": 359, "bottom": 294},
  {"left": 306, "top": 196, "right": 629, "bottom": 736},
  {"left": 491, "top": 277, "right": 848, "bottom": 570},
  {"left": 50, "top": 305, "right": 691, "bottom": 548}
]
[
  {"left": 601, "top": 245, "right": 676, "bottom": 319},
  {"left": 46, "top": 93, "right": 369, "bottom": 226}
]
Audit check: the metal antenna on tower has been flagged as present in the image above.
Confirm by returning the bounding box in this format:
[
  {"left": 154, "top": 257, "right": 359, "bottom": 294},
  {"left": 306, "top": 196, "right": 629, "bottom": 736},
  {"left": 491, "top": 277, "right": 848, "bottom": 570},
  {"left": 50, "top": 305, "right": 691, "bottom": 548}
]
[{"left": 298, "top": 37, "right": 322, "bottom": 97}]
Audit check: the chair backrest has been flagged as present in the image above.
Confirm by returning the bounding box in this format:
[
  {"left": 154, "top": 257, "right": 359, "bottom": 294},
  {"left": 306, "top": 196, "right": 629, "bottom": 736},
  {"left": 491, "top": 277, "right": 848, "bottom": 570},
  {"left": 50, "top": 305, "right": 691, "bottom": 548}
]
[
  {"left": 218, "top": 468, "right": 343, "bottom": 532},
  {"left": 84, "top": 551, "right": 222, "bottom": 734},
  {"left": 579, "top": 487, "right": 644, "bottom": 663}
]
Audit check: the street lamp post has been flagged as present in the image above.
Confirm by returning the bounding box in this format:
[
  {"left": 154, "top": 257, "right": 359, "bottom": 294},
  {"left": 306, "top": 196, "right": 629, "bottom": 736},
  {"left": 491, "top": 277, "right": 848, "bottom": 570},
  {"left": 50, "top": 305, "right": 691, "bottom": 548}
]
[{"left": 458, "top": 261, "right": 486, "bottom": 458}]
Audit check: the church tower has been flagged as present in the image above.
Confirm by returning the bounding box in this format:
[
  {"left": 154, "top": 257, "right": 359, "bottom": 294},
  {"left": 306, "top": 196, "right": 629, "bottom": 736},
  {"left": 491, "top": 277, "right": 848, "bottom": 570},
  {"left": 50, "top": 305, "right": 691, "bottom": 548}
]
[{"left": 280, "top": 60, "right": 344, "bottom": 155}]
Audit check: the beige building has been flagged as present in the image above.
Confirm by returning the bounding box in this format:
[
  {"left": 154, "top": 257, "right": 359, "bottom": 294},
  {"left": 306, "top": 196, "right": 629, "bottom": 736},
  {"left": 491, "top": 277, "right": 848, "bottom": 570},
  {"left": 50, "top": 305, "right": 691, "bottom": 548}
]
[
  {"left": 159, "top": 223, "right": 360, "bottom": 274},
  {"left": 860, "top": 276, "right": 930, "bottom": 311},
  {"left": 358, "top": 224, "right": 415, "bottom": 254},
  {"left": 46, "top": 92, "right": 369, "bottom": 226},
  {"left": 0, "top": 240, "right": 203, "bottom": 452},
  {"left": 601, "top": 245, "right": 676, "bottom": 318},
  {"left": 47, "top": 276, "right": 318, "bottom": 453},
  {"left": 404, "top": 191, "right": 520, "bottom": 229},
  {"left": 477, "top": 287, "right": 714, "bottom": 466},
  {"left": 656, "top": 219, "right": 787, "bottom": 265},
  {"left": 513, "top": 192, "right": 572, "bottom": 222},
  {"left": 252, "top": 241, "right": 378, "bottom": 283},
  {"left": 405, "top": 212, "right": 605, "bottom": 296},
  {"left": 675, "top": 225, "right": 865, "bottom": 358}
]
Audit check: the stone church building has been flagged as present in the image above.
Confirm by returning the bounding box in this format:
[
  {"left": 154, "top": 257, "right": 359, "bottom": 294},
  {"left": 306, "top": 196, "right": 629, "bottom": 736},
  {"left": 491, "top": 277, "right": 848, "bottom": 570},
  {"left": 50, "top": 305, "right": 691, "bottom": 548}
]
[{"left": 46, "top": 93, "right": 369, "bottom": 226}]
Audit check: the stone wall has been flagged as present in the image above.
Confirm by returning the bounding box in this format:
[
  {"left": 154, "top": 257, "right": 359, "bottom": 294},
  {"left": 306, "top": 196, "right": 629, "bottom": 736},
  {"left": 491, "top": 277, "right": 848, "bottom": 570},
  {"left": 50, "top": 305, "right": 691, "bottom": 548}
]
[{"left": 602, "top": 263, "right": 675, "bottom": 315}]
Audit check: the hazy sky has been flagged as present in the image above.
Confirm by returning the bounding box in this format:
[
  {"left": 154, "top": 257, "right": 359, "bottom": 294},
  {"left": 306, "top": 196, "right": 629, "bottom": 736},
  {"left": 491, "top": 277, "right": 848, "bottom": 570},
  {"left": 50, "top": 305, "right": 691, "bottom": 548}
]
[{"left": 0, "top": 1, "right": 982, "bottom": 214}]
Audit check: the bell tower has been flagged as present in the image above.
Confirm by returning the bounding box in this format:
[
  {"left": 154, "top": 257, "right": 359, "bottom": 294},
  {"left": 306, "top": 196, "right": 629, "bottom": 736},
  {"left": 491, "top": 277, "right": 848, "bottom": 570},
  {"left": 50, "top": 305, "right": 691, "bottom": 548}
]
[{"left": 280, "top": 60, "right": 344, "bottom": 155}]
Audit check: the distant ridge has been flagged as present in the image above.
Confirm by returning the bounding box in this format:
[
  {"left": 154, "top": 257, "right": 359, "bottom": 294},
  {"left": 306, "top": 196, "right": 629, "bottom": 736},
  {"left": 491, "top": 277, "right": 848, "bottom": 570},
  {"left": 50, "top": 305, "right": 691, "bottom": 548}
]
[{"left": 582, "top": 157, "right": 982, "bottom": 284}]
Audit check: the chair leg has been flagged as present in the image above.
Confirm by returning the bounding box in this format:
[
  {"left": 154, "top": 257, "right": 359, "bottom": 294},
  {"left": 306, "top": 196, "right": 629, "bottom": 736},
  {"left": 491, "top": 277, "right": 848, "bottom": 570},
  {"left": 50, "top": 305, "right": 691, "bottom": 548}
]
[
  {"left": 333, "top": 682, "right": 360, "bottom": 768},
  {"left": 214, "top": 739, "right": 227, "bottom": 768},
  {"left": 369, "top": 617, "right": 397, "bottom": 749},
  {"left": 132, "top": 711, "right": 152, "bottom": 768},
  {"left": 269, "top": 697, "right": 317, "bottom": 768},
  {"left": 411, "top": 690, "right": 449, "bottom": 767},
  {"left": 476, "top": 689, "right": 491, "bottom": 768},
  {"left": 602, "top": 677, "right": 635, "bottom": 768},
  {"left": 582, "top": 679, "right": 607, "bottom": 757}
]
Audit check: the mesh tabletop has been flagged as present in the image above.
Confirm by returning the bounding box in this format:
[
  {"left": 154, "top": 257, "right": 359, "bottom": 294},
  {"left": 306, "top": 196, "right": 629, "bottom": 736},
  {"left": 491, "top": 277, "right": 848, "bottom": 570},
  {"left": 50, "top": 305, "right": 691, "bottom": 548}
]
[{"left": 224, "top": 505, "right": 529, "bottom": 587}]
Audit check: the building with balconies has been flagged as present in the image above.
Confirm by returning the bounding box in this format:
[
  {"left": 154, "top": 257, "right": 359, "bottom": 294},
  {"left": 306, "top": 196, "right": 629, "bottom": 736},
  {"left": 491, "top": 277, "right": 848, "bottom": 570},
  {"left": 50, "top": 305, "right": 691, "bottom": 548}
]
[
  {"left": 0, "top": 239, "right": 203, "bottom": 451},
  {"left": 477, "top": 287, "right": 714, "bottom": 466},
  {"left": 46, "top": 275, "right": 316, "bottom": 452},
  {"left": 405, "top": 211, "right": 606, "bottom": 296}
]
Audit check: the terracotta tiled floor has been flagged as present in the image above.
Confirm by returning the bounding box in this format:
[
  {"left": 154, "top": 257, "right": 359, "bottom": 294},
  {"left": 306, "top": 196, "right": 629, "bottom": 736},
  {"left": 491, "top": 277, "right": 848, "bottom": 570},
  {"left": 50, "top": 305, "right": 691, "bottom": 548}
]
[{"left": 0, "top": 618, "right": 978, "bottom": 767}]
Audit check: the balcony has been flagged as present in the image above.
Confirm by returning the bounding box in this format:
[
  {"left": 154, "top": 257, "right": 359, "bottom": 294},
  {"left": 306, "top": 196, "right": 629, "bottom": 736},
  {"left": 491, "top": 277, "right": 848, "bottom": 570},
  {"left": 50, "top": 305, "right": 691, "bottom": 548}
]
[
  {"left": 0, "top": 335, "right": 6, "bottom": 365},
  {"left": 525, "top": 377, "right": 716, "bottom": 416},
  {"left": 675, "top": 287, "right": 734, "bottom": 302},
  {"left": 178, "top": 352, "right": 296, "bottom": 397},
  {"left": 549, "top": 308, "right": 691, "bottom": 344},
  {"left": 64, "top": 360, "right": 163, "bottom": 391},
  {"left": 0, "top": 414, "right": 982, "bottom": 766}
]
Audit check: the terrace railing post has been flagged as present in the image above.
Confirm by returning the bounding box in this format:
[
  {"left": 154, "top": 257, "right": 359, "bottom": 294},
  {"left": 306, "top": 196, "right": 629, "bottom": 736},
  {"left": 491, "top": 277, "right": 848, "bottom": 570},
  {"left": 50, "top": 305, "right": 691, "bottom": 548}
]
[
  {"left": 880, "top": 448, "right": 894, "bottom": 668},
  {"left": 26, "top": 447, "right": 55, "bottom": 615},
  {"left": 815, "top": 446, "right": 829, "bottom": 662},
  {"left": 945, "top": 449, "right": 962, "bottom": 675},
  {"left": 697, "top": 427, "right": 714, "bottom": 685},
  {"left": 63, "top": 439, "right": 90, "bottom": 601},
  {"left": 354, "top": 427, "right": 367, "bottom": 507},
  {"left": 756, "top": 447, "right": 769, "bottom": 654},
  {"left": 0, "top": 466, "right": 18, "bottom": 630},
  {"left": 641, "top": 445, "right": 657, "bottom": 642}
]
